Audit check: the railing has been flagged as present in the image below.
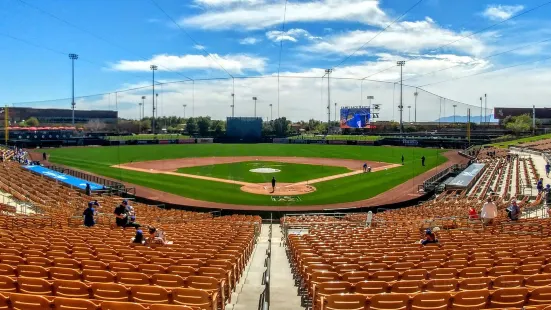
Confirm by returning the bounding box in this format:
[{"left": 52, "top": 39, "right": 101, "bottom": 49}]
[
  {"left": 422, "top": 164, "right": 463, "bottom": 192},
  {"left": 258, "top": 219, "right": 272, "bottom": 310}
]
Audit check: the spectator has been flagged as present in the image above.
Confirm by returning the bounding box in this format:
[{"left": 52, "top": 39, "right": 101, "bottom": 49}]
[
  {"left": 132, "top": 229, "right": 145, "bottom": 245},
  {"left": 468, "top": 206, "right": 479, "bottom": 220},
  {"left": 85, "top": 183, "right": 92, "bottom": 196},
  {"left": 481, "top": 197, "right": 497, "bottom": 226},
  {"left": 420, "top": 229, "right": 438, "bottom": 246},
  {"left": 507, "top": 199, "right": 521, "bottom": 221},
  {"left": 83, "top": 201, "right": 97, "bottom": 227},
  {"left": 146, "top": 227, "right": 166, "bottom": 246},
  {"left": 546, "top": 162, "right": 550, "bottom": 177},
  {"left": 537, "top": 178, "right": 544, "bottom": 193},
  {"left": 114, "top": 201, "right": 129, "bottom": 228}
]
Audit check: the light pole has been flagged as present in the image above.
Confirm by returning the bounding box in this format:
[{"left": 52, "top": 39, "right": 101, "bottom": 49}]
[
  {"left": 252, "top": 97, "right": 257, "bottom": 117},
  {"left": 69, "top": 53, "right": 78, "bottom": 126},
  {"left": 479, "top": 96, "right": 483, "bottom": 125},
  {"left": 453, "top": 104, "right": 457, "bottom": 124},
  {"left": 413, "top": 90, "right": 418, "bottom": 123},
  {"left": 138, "top": 102, "right": 142, "bottom": 133},
  {"left": 325, "top": 69, "right": 332, "bottom": 127},
  {"left": 231, "top": 93, "right": 235, "bottom": 117},
  {"left": 334, "top": 102, "right": 337, "bottom": 123},
  {"left": 150, "top": 65, "right": 157, "bottom": 134},
  {"left": 141, "top": 96, "right": 145, "bottom": 123},
  {"left": 397, "top": 61, "right": 405, "bottom": 133},
  {"left": 183, "top": 104, "right": 187, "bottom": 119},
  {"left": 156, "top": 93, "right": 159, "bottom": 130},
  {"left": 484, "top": 93, "right": 487, "bottom": 126},
  {"left": 269, "top": 104, "right": 273, "bottom": 121},
  {"left": 408, "top": 106, "right": 411, "bottom": 122}
]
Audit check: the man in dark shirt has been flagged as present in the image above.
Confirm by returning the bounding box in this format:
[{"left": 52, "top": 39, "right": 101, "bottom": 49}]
[
  {"left": 421, "top": 156, "right": 426, "bottom": 167},
  {"left": 83, "top": 201, "right": 97, "bottom": 227},
  {"left": 85, "top": 183, "right": 92, "bottom": 196},
  {"left": 401, "top": 155, "right": 404, "bottom": 165},
  {"left": 114, "top": 200, "right": 129, "bottom": 228},
  {"left": 271, "top": 177, "right": 276, "bottom": 193}
]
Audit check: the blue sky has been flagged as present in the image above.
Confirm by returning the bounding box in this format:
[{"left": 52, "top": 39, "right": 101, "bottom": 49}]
[{"left": 0, "top": 0, "right": 550, "bottom": 121}]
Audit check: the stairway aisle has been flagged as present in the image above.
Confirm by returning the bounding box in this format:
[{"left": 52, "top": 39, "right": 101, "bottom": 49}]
[
  {"left": 271, "top": 224, "right": 302, "bottom": 310},
  {"left": 228, "top": 224, "right": 270, "bottom": 310}
]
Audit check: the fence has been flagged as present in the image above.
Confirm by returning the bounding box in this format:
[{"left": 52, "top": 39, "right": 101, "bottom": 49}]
[{"left": 44, "top": 164, "right": 131, "bottom": 195}]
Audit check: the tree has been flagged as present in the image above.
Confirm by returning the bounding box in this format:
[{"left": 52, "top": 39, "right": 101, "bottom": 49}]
[
  {"left": 26, "top": 117, "right": 39, "bottom": 127},
  {"left": 210, "top": 120, "right": 224, "bottom": 136},
  {"left": 506, "top": 114, "right": 532, "bottom": 135},
  {"left": 196, "top": 117, "right": 211, "bottom": 136},
  {"left": 141, "top": 119, "right": 151, "bottom": 132},
  {"left": 84, "top": 119, "right": 106, "bottom": 131},
  {"left": 185, "top": 117, "right": 197, "bottom": 136},
  {"left": 273, "top": 117, "right": 290, "bottom": 136}
]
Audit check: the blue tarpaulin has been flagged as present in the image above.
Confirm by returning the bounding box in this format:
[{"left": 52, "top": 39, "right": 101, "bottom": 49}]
[{"left": 23, "top": 165, "right": 104, "bottom": 190}]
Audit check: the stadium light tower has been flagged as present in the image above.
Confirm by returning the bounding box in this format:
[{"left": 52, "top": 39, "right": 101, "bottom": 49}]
[
  {"left": 325, "top": 69, "right": 332, "bottom": 127},
  {"left": 141, "top": 96, "right": 145, "bottom": 122},
  {"left": 479, "top": 96, "right": 483, "bottom": 125},
  {"left": 334, "top": 102, "right": 337, "bottom": 123},
  {"left": 231, "top": 93, "right": 235, "bottom": 117},
  {"left": 69, "top": 53, "right": 78, "bottom": 126},
  {"left": 252, "top": 97, "right": 257, "bottom": 117},
  {"left": 396, "top": 61, "right": 405, "bottom": 133},
  {"left": 150, "top": 65, "right": 158, "bottom": 134},
  {"left": 453, "top": 104, "right": 457, "bottom": 124},
  {"left": 484, "top": 93, "right": 488, "bottom": 126},
  {"left": 183, "top": 104, "right": 187, "bottom": 119},
  {"left": 413, "top": 90, "right": 418, "bottom": 123},
  {"left": 269, "top": 104, "right": 273, "bottom": 121},
  {"left": 138, "top": 102, "right": 142, "bottom": 133},
  {"left": 408, "top": 106, "right": 411, "bottom": 122}
]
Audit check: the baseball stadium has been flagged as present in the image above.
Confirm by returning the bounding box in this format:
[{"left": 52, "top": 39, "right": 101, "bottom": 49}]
[{"left": 1, "top": 1, "right": 551, "bottom": 310}]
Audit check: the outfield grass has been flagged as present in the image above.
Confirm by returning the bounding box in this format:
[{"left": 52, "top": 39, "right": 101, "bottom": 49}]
[
  {"left": 105, "top": 134, "right": 190, "bottom": 141},
  {"left": 489, "top": 133, "right": 551, "bottom": 148},
  {"left": 177, "top": 161, "right": 350, "bottom": 183},
  {"left": 46, "top": 144, "right": 447, "bottom": 206}
]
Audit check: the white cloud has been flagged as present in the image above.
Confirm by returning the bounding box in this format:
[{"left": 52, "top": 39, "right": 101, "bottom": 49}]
[
  {"left": 266, "top": 28, "right": 321, "bottom": 42},
  {"left": 193, "top": 0, "right": 265, "bottom": 7},
  {"left": 110, "top": 54, "right": 266, "bottom": 74},
  {"left": 304, "top": 19, "right": 487, "bottom": 56},
  {"left": 239, "top": 37, "right": 260, "bottom": 45},
  {"left": 181, "top": 0, "right": 388, "bottom": 30},
  {"left": 193, "top": 44, "right": 205, "bottom": 50},
  {"left": 483, "top": 4, "right": 524, "bottom": 21}
]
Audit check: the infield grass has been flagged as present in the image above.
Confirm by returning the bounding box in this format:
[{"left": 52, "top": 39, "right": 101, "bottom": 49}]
[
  {"left": 46, "top": 144, "right": 447, "bottom": 206},
  {"left": 177, "top": 161, "right": 350, "bottom": 183}
]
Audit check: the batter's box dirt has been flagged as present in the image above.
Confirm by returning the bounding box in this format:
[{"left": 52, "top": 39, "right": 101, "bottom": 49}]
[{"left": 271, "top": 196, "right": 302, "bottom": 202}]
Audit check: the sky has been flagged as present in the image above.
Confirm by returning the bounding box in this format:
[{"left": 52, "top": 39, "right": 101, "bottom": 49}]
[{"left": 0, "top": 0, "right": 550, "bottom": 122}]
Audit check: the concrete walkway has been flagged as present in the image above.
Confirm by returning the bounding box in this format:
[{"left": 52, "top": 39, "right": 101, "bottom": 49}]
[{"left": 228, "top": 224, "right": 302, "bottom": 310}]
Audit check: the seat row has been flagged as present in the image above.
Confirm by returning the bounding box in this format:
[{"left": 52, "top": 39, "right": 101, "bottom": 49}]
[
  {"left": 317, "top": 288, "right": 551, "bottom": 310},
  {"left": 0, "top": 292, "right": 197, "bottom": 310},
  {"left": 0, "top": 277, "right": 217, "bottom": 310}
]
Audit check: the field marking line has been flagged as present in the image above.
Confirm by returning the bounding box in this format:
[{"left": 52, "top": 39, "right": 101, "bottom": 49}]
[
  {"left": 291, "top": 163, "right": 402, "bottom": 186},
  {"left": 112, "top": 164, "right": 253, "bottom": 186}
]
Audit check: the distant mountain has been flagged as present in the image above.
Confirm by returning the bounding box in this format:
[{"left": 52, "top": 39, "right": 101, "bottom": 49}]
[{"left": 435, "top": 114, "right": 498, "bottom": 123}]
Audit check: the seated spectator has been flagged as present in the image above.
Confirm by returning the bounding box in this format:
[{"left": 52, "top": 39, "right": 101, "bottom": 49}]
[
  {"left": 420, "top": 229, "right": 438, "bottom": 246},
  {"left": 131, "top": 229, "right": 145, "bottom": 245},
  {"left": 537, "top": 178, "right": 544, "bottom": 193},
  {"left": 507, "top": 199, "right": 521, "bottom": 221},
  {"left": 146, "top": 227, "right": 166, "bottom": 246},
  {"left": 114, "top": 200, "right": 129, "bottom": 228}
]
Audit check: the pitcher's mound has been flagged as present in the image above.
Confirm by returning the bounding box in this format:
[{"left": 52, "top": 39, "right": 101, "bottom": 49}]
[{"left": 241, "top": 183, "right": 316, "bottom": 196}]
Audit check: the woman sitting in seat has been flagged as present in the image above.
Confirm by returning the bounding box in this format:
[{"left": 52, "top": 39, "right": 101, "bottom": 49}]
[
  {"left": 420, "top": 229, "right": 438, "bottom": 246},
  {"left": 146, "top": 227, "right": 167, "bottom": 246},
  {"left": 131, "top": 229, "right": 145, "bottom": 245}
]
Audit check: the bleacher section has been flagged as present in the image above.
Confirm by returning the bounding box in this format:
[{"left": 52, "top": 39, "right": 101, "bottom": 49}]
[{"left": 0, "top": 160, "right": 261, "bottom": 310}]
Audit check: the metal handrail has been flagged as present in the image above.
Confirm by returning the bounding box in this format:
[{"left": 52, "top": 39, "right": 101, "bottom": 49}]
[{"left": 258, "top": 217, "right": 272, "bottom": 310}]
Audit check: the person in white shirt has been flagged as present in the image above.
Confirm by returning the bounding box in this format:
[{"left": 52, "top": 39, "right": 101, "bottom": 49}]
[{"left": 481, "top": 196, "right": 498, "bottom": 226}]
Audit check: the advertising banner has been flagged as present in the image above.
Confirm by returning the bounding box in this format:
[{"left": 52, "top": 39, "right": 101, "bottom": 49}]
[
  {"left": 159, "top": 140, "right": 169, "bottom": 145},
  {"left": 197, "top": 138, "right": 214, "bottom": 144},
  {"left": 328, "top": 140, "right": 347, "bottom": 145},
  {"left": 340, "top": 106, "right": 371, "bottom": 128},
  {"left": 290, "top": 139, "right": 307, "bottom": 144},
  {"left": 178, "top": 139, "right": 195, "bottom": 144},
  {"left": 357, "top": 140, "right": 375, "bottom": 145},
  {"left": 137, "top": 140, "right": 149, "bottom": 145},
  {"left": 272, "top": 138, "right": 289, "bottom": 144},
  {"left": 308, "top": 140, "right": 327, "bottom": 145}
]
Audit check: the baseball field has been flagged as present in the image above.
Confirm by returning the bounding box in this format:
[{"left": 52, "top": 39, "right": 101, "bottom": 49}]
[{"left": 45, "top": 144, "right": 448, "bottom": 206}]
